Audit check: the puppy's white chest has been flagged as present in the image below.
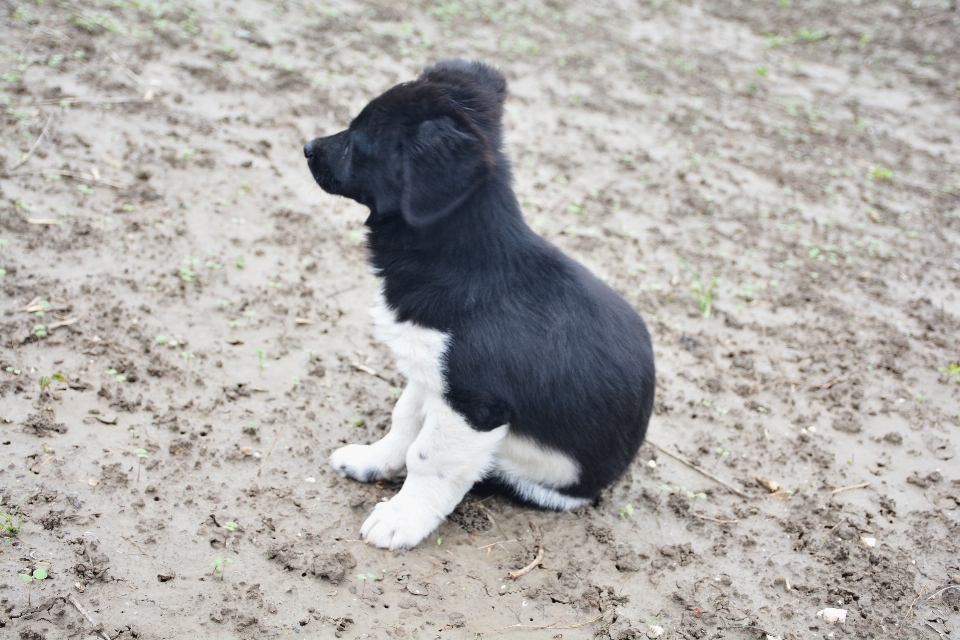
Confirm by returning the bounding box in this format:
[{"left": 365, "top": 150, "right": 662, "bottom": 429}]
[{"left": 369, "top": 288, "right": 450, "bottom": 393}]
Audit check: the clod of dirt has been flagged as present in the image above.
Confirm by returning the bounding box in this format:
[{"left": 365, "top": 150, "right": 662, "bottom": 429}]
[
  {"left": 39, "top": 511, "right": 62, "bottom": 530},
  {"left": 168, "top": 438, "right": 193, "bottom": 456},
  {"left": 666, "top": 492, "right": 690, "bottom": 517},
  {"left": 448, "top": 502, "right": 491, "bottom": 533},
  {"left": 21, "top": 413, "right": 68, "bottom": 436},
  {"left": 99, "top": 462, "right": 129, "bottom": 488},
  {"left": 71, "top": 537, "right": 111, "bottom": 584},
  {"left": 659, "top": 543, "right": 696, "bottom": 567},
  {"left": 267, "top": 540, "right": 356, "bottom": 585},
  {"left": 612, "top": 543, "right": 648, "bottom": 572},
  {"left": 906, "top": 471, "right": 943, "bottom": 488},
  {"left": 587, "top": 523, "right": 615, "bottom": 544},
  {"left": 882, "top": 431, "right": 903, "bottom": 445},
  {"left": 323, "top": 615, "right": 354, "bottom": 638},
  {"left": 832, "top": 412, "right": 861, "bottom": 434}
]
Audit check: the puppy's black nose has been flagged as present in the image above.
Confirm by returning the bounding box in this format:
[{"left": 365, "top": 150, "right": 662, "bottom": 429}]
[{"left": 303, "top": 140, "right": 316, "bottom": 160}]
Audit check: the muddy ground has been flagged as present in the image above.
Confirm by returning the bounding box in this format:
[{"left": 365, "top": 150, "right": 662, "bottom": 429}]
[{"left": 2, "top": 0, "right": 959, "bottom": 638}]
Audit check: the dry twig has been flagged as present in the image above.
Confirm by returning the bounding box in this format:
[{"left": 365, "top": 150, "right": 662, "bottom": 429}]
[
  {"left": 67, "top": 594, "right": 110, "bottom": 640},
  {"left": 648, "top": 441, "right": 750, "bottom": 499},
  {"left": 507, "top": 522, "right": 543, "bottom": 580},
  {"left": 257, "top": 425, "right": 284, "bottom": 476},
  {"left": 814, "top": 516, "right": 847, "bottom": 551},
  {"left": 121, "top": 535, "right": 158, "bottom": 569},
  {"left": 898, "top": 585, "right": 960, "bottom": 637},
  {"left": 692, "top": 513, "right": 739, "bottom": 524},
  {"left": 809, "top": 367, "right": 859, "bottom": 391},
  {"left": 830, "top": 482, "right": 870, "bottom": 495},
  {"left": 38, "top": 95, "right": 152, "bottom": 104},
  {"left": 478, "top": 612, "right": 603, "bottom": 635},
  {"left": 5, "top": 169, "right": 124, "bottom": 188},
  {"left": 11, "top": 115, "right": 53, "bottom": 170}
]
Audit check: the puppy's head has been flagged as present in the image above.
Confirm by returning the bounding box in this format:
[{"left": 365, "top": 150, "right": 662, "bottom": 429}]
[{"left": 304, "top": 59, "right": 507, "bottom": 228}]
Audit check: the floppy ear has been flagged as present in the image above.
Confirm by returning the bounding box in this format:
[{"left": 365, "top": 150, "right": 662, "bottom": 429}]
[{"left": 401, "top": 116, "right": 488, "bottom": 228}]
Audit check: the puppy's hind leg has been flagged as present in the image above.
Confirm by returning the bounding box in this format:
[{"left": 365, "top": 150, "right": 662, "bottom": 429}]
[
  {"left": 360, "top": 396, "right": 508, "bottom": 550},
  {"left": 330, "top": 382, "right": 427, "bottom": 482}
]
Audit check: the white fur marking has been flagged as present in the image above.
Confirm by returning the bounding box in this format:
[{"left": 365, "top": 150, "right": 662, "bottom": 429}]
[
  {"left": 492, "top": 472, "right": 589, "bottom": 511},
  {"left": 335, "top": 286, "right": 588, "bottom": 549},
  {"left": 329, "top": 382, "right": 427, "bottom": 481},
  {"left": 360, "top": 394, "right": 508, "bottom": 550},
  {"left": 369, "top": 288, "right": 449, "bottom": 393},
  {"left": 495, "top": 432, "right": 580, "bottom": 488}
]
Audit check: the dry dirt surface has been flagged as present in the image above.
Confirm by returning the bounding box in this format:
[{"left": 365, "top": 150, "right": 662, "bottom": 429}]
[{"left": 2, "top": 0, "right": 960, "bottom": 638}]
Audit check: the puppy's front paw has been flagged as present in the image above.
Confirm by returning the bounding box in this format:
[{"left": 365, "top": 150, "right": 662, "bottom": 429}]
[
  {"left": 360, "top": 494, "right": 443, "bottom": 550},
  {"left": 330, "top": 444, "right": 402, "bottom": 482}
]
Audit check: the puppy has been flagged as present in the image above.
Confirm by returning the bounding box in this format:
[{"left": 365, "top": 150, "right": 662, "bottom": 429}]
[{"left": 304, "top": 60, "right": 655, "bottom": 550}]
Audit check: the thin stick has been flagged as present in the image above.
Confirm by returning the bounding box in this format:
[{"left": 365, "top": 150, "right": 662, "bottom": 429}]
[
  {"left": 647, "top": 441, "right": 749, "bottom": 499},
  {"left": 321, "top": 34, "right": 360, "bottom": 57},
  {"left": 325, "top": 283, "right": 359, "bottom": 298},
  {"left": 121, "top": 535, "right": 158, "bottom": 569},
  {"left": 692, "top": 513, "right": 739, "bottom": 524},
  {"left": 478, "top": 612, "right": 603, "bottom": 635},
  {"left": 4, "top": 170, "right": 124, "bottom": 188},
  {"left": 107, "top": 50, "right": 149, "bottom": 90},
  {"left": 67, "top": 594, "right": 111, "bottom": 640},
  {"left": 474, "top": 503, "right": 516, "bottom": 553},
  {"left": 814, "top": 516, "right": 847, "bottom": 551},
  {"left": 257, "top": 425, "right": 284, "bottom": 476},
  {"left": 898, "top": 585, "right": 960, "bottom": 637},
  {"left": 37, "top": 95, "right": 152, "bottom": 104},
  {"left": 11, "top": 115, "right": 53, "bottom": 170},
  {"left": 349, "top": 361, "right": 392, "bottom": 383},
  {"left": 507, "top": 522, "right": 543, "bottom": 580},
  {"left": 477, "top": 539, "right": 518, "bottom": 549},
  {"left": 47, "top": 317, "right": 79, "bottom": 331},
  {"left": 898, "top": 590, "right": 925, "bottom": 637},
  {"left": 809, "top": 367, "right": 859, "bottom": 391},
  {"left": 830, "top": 482, "right": 870, "bottom": 495}
]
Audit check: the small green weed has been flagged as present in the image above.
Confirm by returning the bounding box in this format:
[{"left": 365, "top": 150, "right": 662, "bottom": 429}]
[
  {"left": 869, "top": 165, "right": 894, "bottom": 181},
  {"left": 938, "top": 362, "right": 960, "bottom": 384},
  {"left": 38, "top": 373, "right": 65, "bottom": 391},
  {"left": 254, "top": 349, "right": 269, "bottom": 375},
  {"left": 619, "top": 503, "right": 634, "bottom": 518},
  {"left": 655, "top": 484, "right": 708, "bottom": 500},
  {"left": 211, "top": 556, "right": 234, "bottom": 580},
  {"left": 796, "top": 28, "right": 828, "bottom": 42},
  {"left": 21, "top": 567, "right": 47, "bottom": 606},
  {"left": 1, "top": 500, "right": 25, "bottom": 535},
  {"left": 678, "top": 258, "right": 720, "bottom": 318}
]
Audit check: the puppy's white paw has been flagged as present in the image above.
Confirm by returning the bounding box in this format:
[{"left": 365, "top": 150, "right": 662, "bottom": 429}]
[
  {"left": 330, "top": 443, "right": 403, "bottom": 482},
  {"left": 359, "top": 494, "right": 443, "bottom": 550}
]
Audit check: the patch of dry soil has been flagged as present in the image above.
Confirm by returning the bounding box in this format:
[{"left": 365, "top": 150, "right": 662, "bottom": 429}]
[{"left": 1, "top": 0, "right": 959, "bottom": 638}]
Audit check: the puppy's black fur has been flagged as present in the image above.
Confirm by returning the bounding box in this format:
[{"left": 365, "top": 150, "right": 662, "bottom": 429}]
[{"left": 305, "top": 59, "right": 655, "bottom": 505}]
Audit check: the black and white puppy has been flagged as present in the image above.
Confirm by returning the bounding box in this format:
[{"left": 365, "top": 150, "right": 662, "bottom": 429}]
[{"left": 304, "top": 60, "right": 655, "bottom": 550}]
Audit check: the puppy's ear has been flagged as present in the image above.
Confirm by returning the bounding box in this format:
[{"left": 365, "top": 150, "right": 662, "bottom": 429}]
[{"left": 401, "top": 116, "right": 488, "bottom": 228}]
